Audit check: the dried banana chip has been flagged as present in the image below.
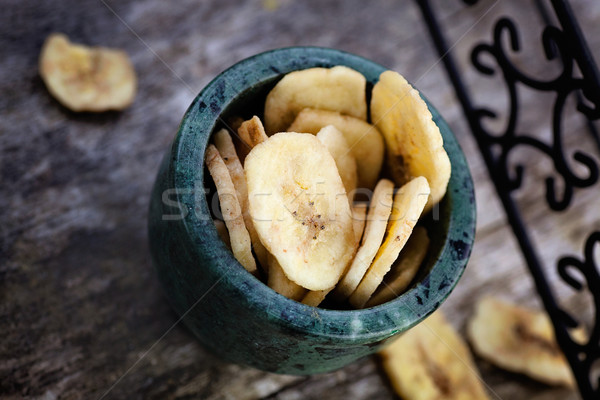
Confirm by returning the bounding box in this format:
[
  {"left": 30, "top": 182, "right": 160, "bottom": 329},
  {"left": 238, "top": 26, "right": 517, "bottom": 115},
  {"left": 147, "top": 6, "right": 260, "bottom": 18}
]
[
  {"left": 467, "top": 297, "right": 581, "bottom": 387},
  {"left": 238, "top": 115, "right": 269, "bottom": 148},
  {"left": 349, "top": 176, "right": 430, "bottom": 308},
  {"left": 334, "top": 179, "right": 394, "bottom": 301},
  {"left": 379, "top": 311, "right": 490, "bottom": 400},
  {"left": 39, "top": 33, "right": 136, "bottom": 112},
  {"left": 267, "top": 254, "right": 306, "bottom": 301},
  {"left": 245, "top": 132, "right": 355, "bottom": 291},
  {"left": 213, "top": 129, "right": 269, "bottom": 270},
  {"left": 371, "top": 71, "right": 450, "bottom": 213},
  {"left": 264, "top": 66, "right": 367, "bottom": 134},
  {"left": 365, "top": 226, "right": 429, "bottom": 307},
  {"left": 205, "top": 145, "right": 257, "bottom": 273},
  {"left": 288, "top": 108, "right": 384, "bottom": 189},
  {"left": 316, "top": 125, "right": 358, "bottom": 200},
  {"left": 214, "top": 219, "right": 231, "bottom": 249},
  {"left": 302, "top": 287, "right": 333, "bottom": 307},
  {"left": 351, "top": 203, "right": 367, "bottom": 249}
]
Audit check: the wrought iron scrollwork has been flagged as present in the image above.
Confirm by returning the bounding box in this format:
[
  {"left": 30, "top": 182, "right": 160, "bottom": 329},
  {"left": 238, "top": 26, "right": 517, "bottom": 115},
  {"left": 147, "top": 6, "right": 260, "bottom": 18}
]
[
  {"left": 416, "top": 0, "right": 600, "bottom": 397},
  {"left": 557, "top": 232, "right": 600, "bottom": 388},
  {"left": 469, "top": 17, "right": 599, "bottom": 210}
]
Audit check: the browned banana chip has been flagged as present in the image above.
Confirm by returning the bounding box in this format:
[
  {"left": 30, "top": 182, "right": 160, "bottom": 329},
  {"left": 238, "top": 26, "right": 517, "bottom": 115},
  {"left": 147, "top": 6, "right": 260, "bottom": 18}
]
[
  {"left": 349, "top": 177, "right": 430, "bottom": 308},
  {"left": 205, "top": 144, "right": 257, "bottom": 273},
  {"left": 213, "top": 129, "right": 269, "bottom": 270},
  {"left": 245, "top": 132, "right": 355, "bottom": 291},
  {"left": 264, "top": 66, "right": 367, "bottom": 134},
  {"left": 334, "top": 179, "right": 394, "bottom": 301},
  {"left": 365, "top": 226, "right": 429, "bottom": 307},
  {"left": 39, "top": 33, "right": 137, "bottom": 112},
  {"left": 371, "top": 71, "right": 450, "bottom": 213},
  {"left": 467, "top": 297, "right": 583, "bottom": 387},
  {"left": 288, "top": 108, "right": 384, "bottom": 189},
  {"left": 379, "top": 311, "right": 490, "bottom": 400}
]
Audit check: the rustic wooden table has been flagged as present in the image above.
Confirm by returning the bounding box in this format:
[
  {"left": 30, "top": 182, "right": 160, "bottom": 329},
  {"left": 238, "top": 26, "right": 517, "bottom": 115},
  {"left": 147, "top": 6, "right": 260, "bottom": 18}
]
[{"left": 2, "top": 0, "right": 599, "bottom": 399}]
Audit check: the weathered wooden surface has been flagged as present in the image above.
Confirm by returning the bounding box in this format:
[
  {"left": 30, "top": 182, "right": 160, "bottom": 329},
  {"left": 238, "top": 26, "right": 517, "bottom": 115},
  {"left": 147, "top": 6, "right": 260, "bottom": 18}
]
[{"left": 1, "top": 0, "right": 599, "bottom": 398}]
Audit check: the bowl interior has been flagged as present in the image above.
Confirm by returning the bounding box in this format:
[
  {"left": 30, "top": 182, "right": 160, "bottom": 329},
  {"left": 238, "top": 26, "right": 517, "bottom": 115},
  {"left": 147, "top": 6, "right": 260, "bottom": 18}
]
[{"left": 171, "top": 47, "right": 475, "bottom": 340}]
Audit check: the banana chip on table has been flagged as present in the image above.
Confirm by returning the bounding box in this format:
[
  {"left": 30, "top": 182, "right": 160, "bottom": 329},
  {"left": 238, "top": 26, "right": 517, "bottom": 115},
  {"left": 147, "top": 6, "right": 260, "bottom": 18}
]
[
  {"left": 371, "top": 71, "right": 450, "bottom": 213},
  {"left": 264, "top": 66, "right": 367, "bottom": 134},
  {"left": 205, "top": 145, "right": 257, "bottom": 273},
  {"left": 379, "top": 311, "right": 490, "bottom": 400},
  {"left": 245, "top": 132, "right": 355, "bottom": 291},
  {"left": 467, "top": 296, "right": 583, "bottom": 387},
  {"left": 316, "top": 125, "right": 358, "bottom": 200},
  {"left": 349, "top": 176, "right": 430, "bottom": 308},
  {"left": 39, "top": 33, "right": 137, "bottom": 112},
  {"left": 365, "top": 226, "right": 429, "bottom": 307},
  {"left": 334, "top": 179, "right": 394, "bottom": 301},
  {"left": 288, "top": 108, "right": 384, "bottom": 189}
]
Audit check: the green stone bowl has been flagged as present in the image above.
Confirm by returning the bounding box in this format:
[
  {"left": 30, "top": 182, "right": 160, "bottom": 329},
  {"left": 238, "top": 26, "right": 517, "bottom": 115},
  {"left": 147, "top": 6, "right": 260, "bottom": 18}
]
[{"left": 148, "top": 47, "right": 475, "bottom": 375}]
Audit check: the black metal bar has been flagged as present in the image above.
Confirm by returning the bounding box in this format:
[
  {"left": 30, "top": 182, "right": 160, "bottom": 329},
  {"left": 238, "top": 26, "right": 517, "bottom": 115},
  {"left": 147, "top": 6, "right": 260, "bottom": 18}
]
[{"left": 415, "top": 0, "right": 599, "bottom": 397}]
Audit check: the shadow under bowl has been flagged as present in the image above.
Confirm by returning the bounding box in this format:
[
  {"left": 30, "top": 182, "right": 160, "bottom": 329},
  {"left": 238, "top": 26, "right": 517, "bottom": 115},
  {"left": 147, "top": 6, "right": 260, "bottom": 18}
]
[{"left": 148, "top": 47, "right": 476, "bottom": 375}]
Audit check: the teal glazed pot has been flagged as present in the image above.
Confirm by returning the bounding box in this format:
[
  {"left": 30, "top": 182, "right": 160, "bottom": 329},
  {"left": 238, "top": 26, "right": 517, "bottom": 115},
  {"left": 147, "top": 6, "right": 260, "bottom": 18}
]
[{"left": 148, "top": 47, "right": 475, "bottom": 375}]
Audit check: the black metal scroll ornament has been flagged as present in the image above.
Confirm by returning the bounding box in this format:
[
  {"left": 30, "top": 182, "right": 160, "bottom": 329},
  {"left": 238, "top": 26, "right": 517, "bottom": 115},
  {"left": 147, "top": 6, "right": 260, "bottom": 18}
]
[{"left": 415, "top": 0, "right": 600, "bottom": 397}]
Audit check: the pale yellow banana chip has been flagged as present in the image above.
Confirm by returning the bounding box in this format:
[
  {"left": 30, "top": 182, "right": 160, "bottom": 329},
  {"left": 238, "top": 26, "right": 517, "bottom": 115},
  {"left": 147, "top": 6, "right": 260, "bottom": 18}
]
[
  {"left": 288, "top": 108, "right": 384, "bottom": 189},
  {"left": 351, "top": 203, "right": 367, "bottom": 249},
  {"left": 264, "top": 66, "right": 367, "bottom": 134},
  {"left": 371, "top": 71, "right": 450, "bottom": 213},
  {"left": 379, "top": 311, "right": 490, "bottom": 400},
  {"left": 467, "top": 297, "right": 582, "bottom": 387},
  {"left": 316, "top": 125, "right": 358, "bottom": 199},
  {"left": 334, "top": 179, "right": 394, "bottom": 301},
  {"left": 245, "top": 132, "right": 355, "bottom": 291},
  {"left": 349, "top": 177, "right": 430, "bottom": 308},
  {"left": 238, "top": 115, "right": 269, "bottom": 148},
  {"left": 39, "top": 33, "right": 136, "bottom": 112},
  {"left": 365, "top": 226, "right": 429, "bottom": 307},
  {"left": 205, "top": 145, "right": 257, "bottom": 273},
  {"left": 213, "top": 129, "right": 269, "bottom": 270},
  {"left": 301, "top": 287, "right": 333, "bottom": 307},
  {"left": 267, "top": 254, "right": 306, "bottom": 301}
]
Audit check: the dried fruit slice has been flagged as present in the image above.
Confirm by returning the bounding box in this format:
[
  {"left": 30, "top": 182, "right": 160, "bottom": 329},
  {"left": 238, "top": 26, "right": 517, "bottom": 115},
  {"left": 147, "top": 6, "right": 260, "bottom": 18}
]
[
  {"left": 238, "top": 115, "right": 269, "bottom": 148},
  {"left": 351, "top": 203, "right": 367, "bottom": 249},
  {"left": 39, "top": 33, "right": 136, "bottom": 112},
  {"left": 288, "top": 108, "right": 384, "bottom": 189},
  {"left": 316, "top": 125, "right": 357, "bottom": 200},
  {"left": 301, "top": 288, "right": 333, "bottom": 307},
  {"left": 467, "top": 297, "right": 581, "bottom": 387},
  {"left": 365, "top": 226, "right": 429, "bottom": 307},
  {"left": 205, "top": 145, "right": 257, "bottom": 273},
  {"left": 213, "top": 129, "right": 269, "bottom": 270},
  {"left": 379, "top": 311, "right": 490, "bottom": 400},
  {"left": 264, "top": 66, "right": 367, "bottom": 134},
  {"left": 334, "top": 179, "right": 394, "bottom": 301},
  {"left": 349, "top": 177, "right": 430, "bottom": 308},
  {"left": 245, "top": 132, "right": 355, "bottom": 291},
  {"left": 214, "top": 219, "right": 230, "bottom": 249},
  {"left": 267, "top": 255, "right": 306, "bottom": 301},
  {"left": 371, "top": 71, "right": 450, "bottom": 213}
]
